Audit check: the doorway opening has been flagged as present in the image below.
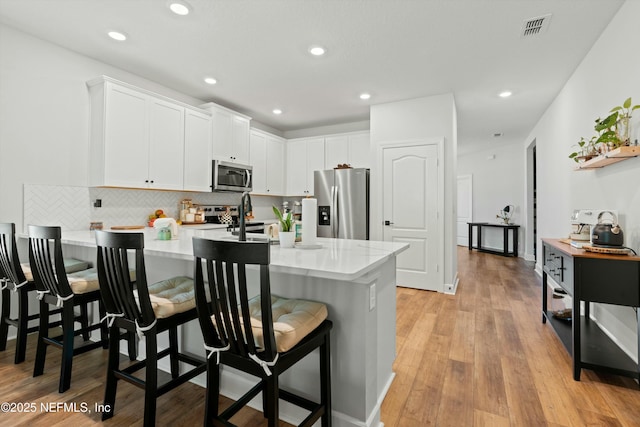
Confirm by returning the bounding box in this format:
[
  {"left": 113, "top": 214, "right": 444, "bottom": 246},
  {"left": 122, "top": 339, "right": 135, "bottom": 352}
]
[{"left": 526, "top": 139, "right": 537, "bottom": 262}]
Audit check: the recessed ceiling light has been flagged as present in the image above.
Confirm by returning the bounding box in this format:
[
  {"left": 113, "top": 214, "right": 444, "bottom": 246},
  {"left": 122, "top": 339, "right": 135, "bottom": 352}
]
[
  {"left": 499, "top": 91, "right": 512, "bottom": 98},
  {"left": 107, "top": 31, "right": 127, "bottom": 41},
  {"left": 204, "top": 77, "right": 217, "bottom": 85},
  {"left": 169, "top": 1, "right": 190, "bottom": 15},
  {"left": 359, "top": 93, "right": 371, "bottom": 100},
  {"left": 273, "top": 109, "right": 283, "bottom": 115},
  {"left": 309, "top": 46, "right": 326, "bottom": 56}
]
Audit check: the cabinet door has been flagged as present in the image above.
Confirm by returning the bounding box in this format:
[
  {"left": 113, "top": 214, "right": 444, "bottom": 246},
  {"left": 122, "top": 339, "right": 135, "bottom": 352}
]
[
  {"left": 211, "top": 108, "right": 233, "bottom": 161},
  {"left": 184, "top": 109, "right": 212, "bottom": 192},
  {"left": 325, "top": 135, "right": 349, "bottom": 169},
  {"left": 231, "top": 116, "right": 250, "bottom": 164},
  {"left": 266, "top": 136, "right": 284, "bottom": 195},
  {"left": 348, "top": 132, "right": 371, "bottom": 168},
  {"left": 148, "top": 97, "right": 184, "bottom": 190},
  {"left": 249, "top": 131, "right": 267, "bottom": 194},
  {"left": 306, "top": 138, "right": 325, "bottom": 195},
  {"left": 286, "top": 141, "right": 308, "bottom": 196},
  {"left": 103, "top": 84, "right": 149, "bottom": 187}
]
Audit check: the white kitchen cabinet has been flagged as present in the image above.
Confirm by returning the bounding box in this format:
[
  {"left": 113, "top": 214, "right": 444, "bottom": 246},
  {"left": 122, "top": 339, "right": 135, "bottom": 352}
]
[
  {"left": 347, "top": 132, "right": 371, "bottom": 168},
  {"left": 250, "top": 129, "right": 285, "bottom": 195},
  {"left": 286, "top": 137, "right": 325, "bottom": 196},
  {"left": 324, "top": 132, "right": 371, "bottom": 169},
  {"left": 204, "top": 103, "right": 251, "bottom": 164},
  {"left": 183, "top": 109, "right": 212, "bottom": 192},
  {"left": 147, "top": 97, "right": 185, "bottom": 190},
  {"left": 249, "top": 130, "right": 267, "bottom": 193},
  {"left": 266, "top": 135, "right": 285, "bottom": 195},
  {"left": 88, "top": 76, "right": 211, "bottom": 191}
]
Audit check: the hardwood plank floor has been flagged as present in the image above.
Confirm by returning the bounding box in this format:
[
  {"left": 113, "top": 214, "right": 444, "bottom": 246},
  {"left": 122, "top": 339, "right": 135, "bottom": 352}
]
[
  {"left": 381, "top": 247, "right": 640, "bottom": 427},
  {"left": 1, "top": 247, "right": 639, "bottom": 426}
]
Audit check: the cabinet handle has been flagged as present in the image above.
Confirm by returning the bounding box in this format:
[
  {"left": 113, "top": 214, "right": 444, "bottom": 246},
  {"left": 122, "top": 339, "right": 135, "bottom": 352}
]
[{"left": 145, "top": 180, "right": 149, "bottom": 183}]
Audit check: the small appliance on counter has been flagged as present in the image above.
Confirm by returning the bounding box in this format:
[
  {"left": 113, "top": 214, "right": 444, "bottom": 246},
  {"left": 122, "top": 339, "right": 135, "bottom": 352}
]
[
  {"left": 590, "top": 210, "right": 624, "bottom": 247},
  {"left": 569, "top": 209, "right": 618, "bottom": 248},
  {"left": 200, "top": 205, "right": 265, "bottom": 233}
]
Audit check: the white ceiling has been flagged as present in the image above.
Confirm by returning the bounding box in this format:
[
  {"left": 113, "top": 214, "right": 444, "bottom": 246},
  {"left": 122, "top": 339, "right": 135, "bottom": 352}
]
[{"left": 0, "top": 0, "right": 624, "bottom": 152}]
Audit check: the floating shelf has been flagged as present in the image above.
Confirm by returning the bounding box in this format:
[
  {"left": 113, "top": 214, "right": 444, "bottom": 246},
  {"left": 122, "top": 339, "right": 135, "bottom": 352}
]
[{"left": 574, "top": 146, "right": 640, "bottom": 170}]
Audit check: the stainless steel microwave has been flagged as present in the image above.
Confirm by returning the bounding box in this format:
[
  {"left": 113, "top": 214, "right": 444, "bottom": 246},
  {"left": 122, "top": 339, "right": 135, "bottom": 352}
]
[{"left": 212, "top": 160, "right": 253, "bottom": 192}]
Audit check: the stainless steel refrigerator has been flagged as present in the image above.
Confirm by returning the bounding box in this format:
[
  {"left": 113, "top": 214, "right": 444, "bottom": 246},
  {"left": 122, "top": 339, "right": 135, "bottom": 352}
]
[{"left": 314, "top": 168, "right": 369, "bottom": 240}]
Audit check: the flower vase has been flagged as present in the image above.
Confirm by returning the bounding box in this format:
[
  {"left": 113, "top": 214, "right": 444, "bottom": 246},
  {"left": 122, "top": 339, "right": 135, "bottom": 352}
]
[{"left": 616, "top": 116, "right": 631, "bottom": 146}]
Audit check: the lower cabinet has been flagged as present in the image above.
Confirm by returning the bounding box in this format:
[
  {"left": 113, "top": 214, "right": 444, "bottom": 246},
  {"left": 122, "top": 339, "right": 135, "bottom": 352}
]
[{"left": 541, "top": 239, "right": 640, "bottom": 382}]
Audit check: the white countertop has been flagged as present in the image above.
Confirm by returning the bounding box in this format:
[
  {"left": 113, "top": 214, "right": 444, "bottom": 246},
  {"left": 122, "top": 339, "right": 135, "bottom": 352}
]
[{"left": 56, "top": 227, "right": 408, "bottom": 281}]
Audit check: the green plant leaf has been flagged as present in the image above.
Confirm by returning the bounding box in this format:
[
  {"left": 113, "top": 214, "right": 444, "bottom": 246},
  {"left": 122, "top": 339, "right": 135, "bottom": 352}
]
[
  {"left": 610, "top": 106, "right": 622, "bottom": 112},
  {"left": 632, "top": 105, "right": 640, "bottom": 111},
  {"left": 623, "top": 97, "right": 632, "bottom": 109},
  {"left": 569, "top": 152, "right": 578, "bottom": 159}
]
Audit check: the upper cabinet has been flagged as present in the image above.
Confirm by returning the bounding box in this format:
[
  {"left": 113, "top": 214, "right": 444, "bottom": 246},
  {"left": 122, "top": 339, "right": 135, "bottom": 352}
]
[
  {"left": 87, "top": 76, "right": 211, "bottom": 191},
  {"left": 250, "top": 129, "right": 285, "bottom": 195},
  {"left": 183, "top": 109, "right": 213, "bottom": 192},
  {"left": 203, "top": 103, "right": 251, "bottom": 164},
  {"left": 286, "top": 131, "right": 370, "bottom": 196},
  {"left": 325, "top": 132, "right": 371, "bottom": 169},
  {"left": 286, "top": 137, "right": 325, "bottom": 196}
]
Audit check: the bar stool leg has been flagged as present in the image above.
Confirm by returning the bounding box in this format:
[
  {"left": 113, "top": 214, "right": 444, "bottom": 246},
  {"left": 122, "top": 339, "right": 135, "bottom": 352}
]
[
  {"left": 0, "top": 288, "right": 10, "bottom": 352},
  {"left": 102, "top": 326, "right": 119, "bottom": 421},
  {"left": 15, "top": 288, "right": 29, "bottom": 364},
  {"left": 144, "top": 332, "right": 158, "bottom": 427},
  {"left": 59, "top": 302, "right": 76, "bottom": 393},
  {"left": 33, "top": 299, "right": 50, "bottom": 378}
]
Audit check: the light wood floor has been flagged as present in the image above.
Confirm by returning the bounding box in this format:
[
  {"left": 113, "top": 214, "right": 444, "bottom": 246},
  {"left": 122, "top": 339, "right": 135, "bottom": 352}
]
[
  {"left": 381, "top": 247, "right": 640, "bottom": 427},
  {"left": 1, "top": 247, "right": 639, "bottom": 426}
]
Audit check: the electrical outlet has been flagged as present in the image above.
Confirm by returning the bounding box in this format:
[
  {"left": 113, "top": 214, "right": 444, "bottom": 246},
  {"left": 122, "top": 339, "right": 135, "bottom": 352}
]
[{"left": 369, "top": 283, "right": 376, "bottom": 311}]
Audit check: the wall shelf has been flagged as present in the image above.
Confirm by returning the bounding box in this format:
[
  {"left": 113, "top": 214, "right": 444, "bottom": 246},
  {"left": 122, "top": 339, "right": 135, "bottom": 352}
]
[{"left": 574, "top": 146, "right": 640, "bottom": 170}]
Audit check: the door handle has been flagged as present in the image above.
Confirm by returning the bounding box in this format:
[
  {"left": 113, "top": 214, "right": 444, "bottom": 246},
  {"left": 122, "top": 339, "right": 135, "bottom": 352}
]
[
  {"left": 384, "top": 220, "right": 394, "bottom": 226},
  {"left": 331, "top": 186, "right": 338, "bottom": 238}
]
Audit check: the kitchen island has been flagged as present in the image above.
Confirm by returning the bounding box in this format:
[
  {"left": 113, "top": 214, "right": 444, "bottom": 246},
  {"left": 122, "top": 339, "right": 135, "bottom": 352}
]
[{"left": 55, "top": 227, "right": 408, "bottom": 427}]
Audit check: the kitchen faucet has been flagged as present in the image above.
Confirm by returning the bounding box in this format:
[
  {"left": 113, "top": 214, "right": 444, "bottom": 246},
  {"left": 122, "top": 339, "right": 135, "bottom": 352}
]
[{"left": 238, "top": 191, "right": 252, "bottom": 242}]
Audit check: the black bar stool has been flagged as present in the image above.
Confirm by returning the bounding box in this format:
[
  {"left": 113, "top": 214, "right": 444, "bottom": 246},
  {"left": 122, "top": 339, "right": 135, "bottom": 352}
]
[
  {"left": 0, "top": 223, "right": 87, "bottom": 364},
  {"left": 192, "top": 237, "right": 332, "bottom": 427},
  {"left": 28, "top": 224, "right": 111, "bottom": 393},
  {"left": 95, "top": 230, "right": 206, "bottom": 426}
]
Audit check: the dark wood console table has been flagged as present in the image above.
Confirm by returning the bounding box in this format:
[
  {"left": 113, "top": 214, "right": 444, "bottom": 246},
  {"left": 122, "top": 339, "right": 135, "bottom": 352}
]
[
  {"left": 467, "top": 222, "right": 519, "bottom": 257},
  {"left": 541, "top": 238, "right": 640, "bottom": 382}
]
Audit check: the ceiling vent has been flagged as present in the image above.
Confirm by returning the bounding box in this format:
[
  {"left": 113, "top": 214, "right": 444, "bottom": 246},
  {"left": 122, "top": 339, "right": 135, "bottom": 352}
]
[{"left": 521, "top": 14, "right": 552, "bottom": 38}]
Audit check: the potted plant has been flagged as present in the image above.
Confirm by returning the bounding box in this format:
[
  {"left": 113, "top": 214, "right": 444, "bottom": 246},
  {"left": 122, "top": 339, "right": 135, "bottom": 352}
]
[
  {"left": 569, "top": 97, "right": 639, "bottom": 162},
  {"left": 609, "top": 97, "right": 639, "bottom": 146},
  {"left": 569, "top": 136, "right": 598, "bottom": 163},
  {"left": 272, "top": 206, "right": 295, "bottom": 247}
]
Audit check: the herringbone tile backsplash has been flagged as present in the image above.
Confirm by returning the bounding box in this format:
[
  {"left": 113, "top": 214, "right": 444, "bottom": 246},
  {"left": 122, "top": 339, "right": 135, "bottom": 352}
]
[{"left": 24, "top": 184, "right": 281, "bottom": 231}]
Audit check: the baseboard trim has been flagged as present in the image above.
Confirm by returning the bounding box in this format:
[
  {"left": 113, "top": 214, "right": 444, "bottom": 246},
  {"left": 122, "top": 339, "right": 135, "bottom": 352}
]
[{"left": 444, "top": 273, "right": 459, "bottom": 295}]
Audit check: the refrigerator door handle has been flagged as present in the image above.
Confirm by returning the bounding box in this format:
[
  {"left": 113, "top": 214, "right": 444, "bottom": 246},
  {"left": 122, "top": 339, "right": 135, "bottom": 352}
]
[{"left": 331, "top": 185, "right": 338, "bottom": 238}]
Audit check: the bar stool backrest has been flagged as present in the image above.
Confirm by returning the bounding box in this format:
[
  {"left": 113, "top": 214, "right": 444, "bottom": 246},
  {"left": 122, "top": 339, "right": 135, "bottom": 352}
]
[
  {"left": 192, "top": 237, "right": 277, "bottom": 362},
  {"left": 94, "top": 231, "right": 156, "bottom": 328},
  {"left": 27, "top": 225, "right": 72, "bottom": 299},
  {"left": 0, "top": 223, "right": 27, "bottom": 286}
]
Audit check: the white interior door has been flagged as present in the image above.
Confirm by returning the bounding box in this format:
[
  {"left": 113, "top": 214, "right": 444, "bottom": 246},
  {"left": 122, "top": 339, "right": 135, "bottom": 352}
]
[
  {"left": 382, "top": 144, "right": 439, "bottom": 291},
  {"left": 457, "top": 175, "right": 473, "bottom": 246}
]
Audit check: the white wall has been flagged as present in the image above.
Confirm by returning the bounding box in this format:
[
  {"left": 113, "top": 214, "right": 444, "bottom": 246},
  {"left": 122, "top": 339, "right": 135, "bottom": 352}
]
[
  {"left": 524, "top": 0, "right": 640, "bottom": 360},
  {"left": 0, "top": 24, "right": 206, "bottom": 230},
  {"left": 370, "top": 94, "right": 458, "bottom": 290},
  {"left": 458, "top": 143, "right": 525, "bottom": 255}
]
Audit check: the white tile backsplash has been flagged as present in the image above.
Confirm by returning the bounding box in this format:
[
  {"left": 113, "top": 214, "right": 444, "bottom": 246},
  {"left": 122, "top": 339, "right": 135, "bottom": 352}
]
[{"left": 24, "top": 184, "right": 282, "bottom": 231}]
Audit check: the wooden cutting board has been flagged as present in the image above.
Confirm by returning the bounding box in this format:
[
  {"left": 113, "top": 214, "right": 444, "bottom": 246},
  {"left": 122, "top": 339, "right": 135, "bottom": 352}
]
[{"left": 110, "top": 225, "right": 145, "bottom": 230}]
